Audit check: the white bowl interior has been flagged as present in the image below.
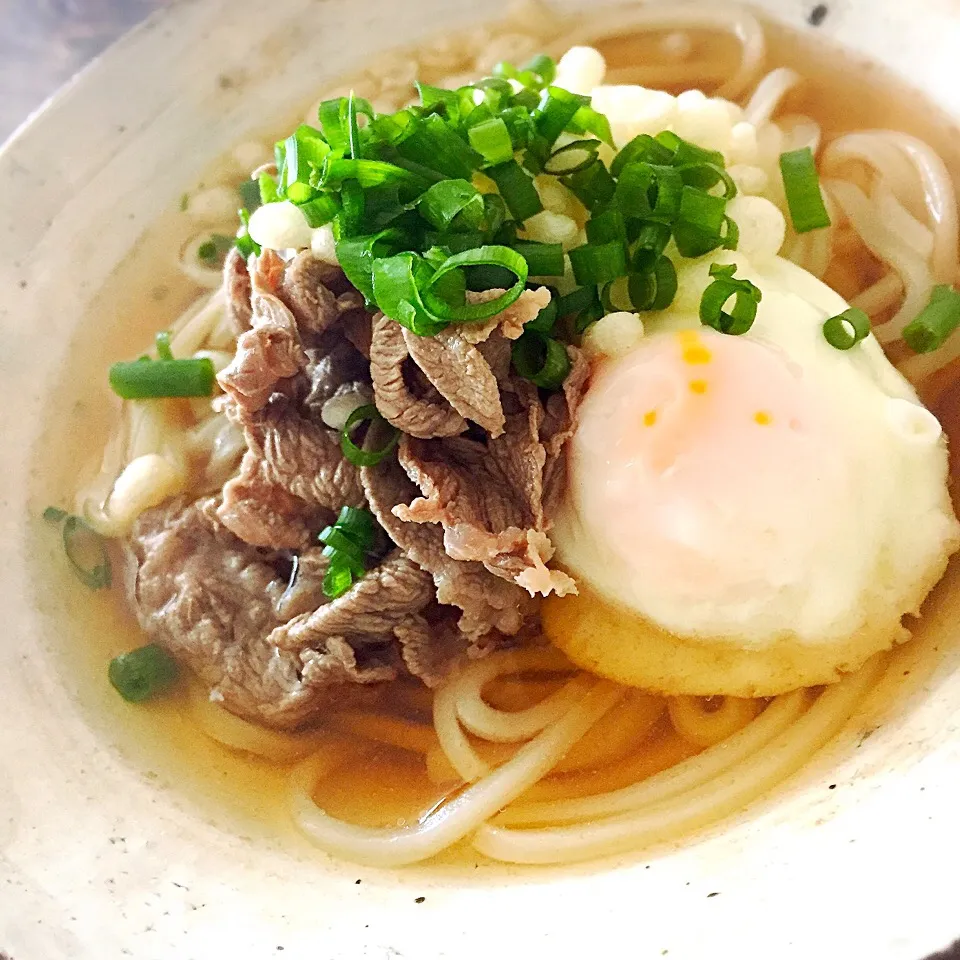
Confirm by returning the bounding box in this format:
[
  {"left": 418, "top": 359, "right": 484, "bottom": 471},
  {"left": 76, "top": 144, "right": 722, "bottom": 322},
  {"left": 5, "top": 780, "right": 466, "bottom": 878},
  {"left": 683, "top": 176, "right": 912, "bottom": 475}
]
[{"left": 3, "top": 1, "right": 960, "bottom": 957}]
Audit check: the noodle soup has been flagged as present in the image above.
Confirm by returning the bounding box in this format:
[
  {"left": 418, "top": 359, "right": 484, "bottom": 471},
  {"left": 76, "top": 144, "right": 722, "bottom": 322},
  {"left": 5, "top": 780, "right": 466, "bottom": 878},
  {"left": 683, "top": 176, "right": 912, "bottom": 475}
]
[{"left": 36, "top": 1, "right": 960, "bottom": 871}]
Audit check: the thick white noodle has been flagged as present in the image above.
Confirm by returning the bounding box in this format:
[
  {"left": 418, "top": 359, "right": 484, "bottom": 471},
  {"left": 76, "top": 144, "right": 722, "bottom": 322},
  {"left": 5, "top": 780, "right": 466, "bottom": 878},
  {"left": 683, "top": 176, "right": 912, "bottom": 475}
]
[
  {"left": 547, "top": 3, "right": 765, "bottom": 100},
  {"left": 497, "top": 689, "right": 807, "bottom": 827},
  {"left": 472, "top": 658, "right": 885, "bottom": 864},
  {"left": 170, "top": 289, "right": 226, "bottom": 357},
  {"left": 743, "top": 67, "right": 801, "bottom": 126},
  {"left": 826, "top": 179, "right": 932, "bottom": 342},
  {"left": 188, "top": 685, "right": 326, "bottom": 763},
  {"left": 454, "top": 650, "right": 590, "bottom": 743},
  {"left": 850, "top": 271, "right": 904, "bottom": 316},
  {"left": 289, "top": 682, "right": 623, "bottom": 867},
  {"left": 899, "top": 332, "right": 960, "bottom": 384}
]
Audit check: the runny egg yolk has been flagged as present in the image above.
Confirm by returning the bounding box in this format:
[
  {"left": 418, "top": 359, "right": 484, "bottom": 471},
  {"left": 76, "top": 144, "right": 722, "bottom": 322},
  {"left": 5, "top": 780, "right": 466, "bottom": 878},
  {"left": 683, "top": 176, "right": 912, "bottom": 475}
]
[{"left": 569, "top": 326, "right": 844, "bottom": 604}]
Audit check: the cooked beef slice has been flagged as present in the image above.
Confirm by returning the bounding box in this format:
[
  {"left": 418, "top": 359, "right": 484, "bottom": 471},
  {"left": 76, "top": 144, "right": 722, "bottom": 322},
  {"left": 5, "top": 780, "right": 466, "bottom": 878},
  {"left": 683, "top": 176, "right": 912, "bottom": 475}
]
[
  {"left": 402, "top": 326, "right": 506, "bottom": 436},
  {"left": 270, "top": 552, "right": 434, "bottom": 650},
  {"left": 370, "top": 313, "right": 468, "bottom": 438},
  {"left": 361, "top": 453, "right": 535, "bottom": 639},
  {"left": 131, "top": 497, "right": 398, "bottom": 729},
  {"left": 223, "top": 247, "right": 253, "bottom": 335},
  {"left": 393, "top": 609, "right": 469, "bottom": 687},
  {"left": 276, "top": 251, "right": 343, "bottom": 338},
  {"left": 541, "top": 344, "right": 589, "bottom": 515}
]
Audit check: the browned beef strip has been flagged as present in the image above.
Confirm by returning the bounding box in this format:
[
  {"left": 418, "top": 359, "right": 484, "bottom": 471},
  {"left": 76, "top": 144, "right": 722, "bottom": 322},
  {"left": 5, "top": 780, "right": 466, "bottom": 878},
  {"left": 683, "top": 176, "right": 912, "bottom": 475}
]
[
  {"left": 394, "top": 609, "right": 468, "bottom": 687},
  {"left": 223, "top": 247, "right": 253, "bottom": 335},
  {"left": 541, "top": 344, "right": 589, "bottom": 515},
  {"left": 302, "top": 340, "right": 370, "bottom": 416},
  {"left": 454, "top": 286, "right": 551, "bottom": 343},
  {"left": 402, "top": 327, "right": 505, "bottom": 437},
  {"left": 370, "top": 313, "right": 467, "bottom": 439},
  {"left": 131, "top": 497, "right": 397, "bottom": 729},
  {"left": 274, "top": 547, "right": 329, "bottom": 620},
  {"left": 360, "top": 453, "right": 535, "bottom": 639},
  {"left": 217, "top": 452, "right": 327, "bottom": 550},
  {"left": 243, "top": 393, "right": 365, "bottom": 510},
  {"left": 270, "top": 552, "right": 434, "bottom": 650},
  {"left": 276, "top": 251, "right": 342, "bottom": 339},
  {"left": 218, "top": 290, "right": 307, "bottom": 414}
]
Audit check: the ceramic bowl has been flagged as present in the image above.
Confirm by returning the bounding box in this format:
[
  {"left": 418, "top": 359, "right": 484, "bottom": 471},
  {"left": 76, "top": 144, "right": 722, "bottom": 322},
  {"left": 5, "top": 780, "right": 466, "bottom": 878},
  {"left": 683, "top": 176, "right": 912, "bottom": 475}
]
[{"left": 2, "top": 1, "right": 960, "bottom": 957}]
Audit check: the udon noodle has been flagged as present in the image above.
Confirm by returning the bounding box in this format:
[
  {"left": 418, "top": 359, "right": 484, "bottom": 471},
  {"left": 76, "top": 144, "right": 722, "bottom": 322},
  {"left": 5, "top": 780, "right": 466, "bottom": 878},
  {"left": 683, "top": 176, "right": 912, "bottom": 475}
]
[{"left": 78, "top": 1, "right": 960, "bottom": 866}]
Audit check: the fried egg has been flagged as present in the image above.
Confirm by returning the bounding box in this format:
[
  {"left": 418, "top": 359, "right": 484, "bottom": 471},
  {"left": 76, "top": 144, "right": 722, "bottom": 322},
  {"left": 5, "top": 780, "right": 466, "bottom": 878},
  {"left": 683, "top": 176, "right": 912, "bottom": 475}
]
[{"left": 545, "top": 247, "right": 960, "bottom": 696}]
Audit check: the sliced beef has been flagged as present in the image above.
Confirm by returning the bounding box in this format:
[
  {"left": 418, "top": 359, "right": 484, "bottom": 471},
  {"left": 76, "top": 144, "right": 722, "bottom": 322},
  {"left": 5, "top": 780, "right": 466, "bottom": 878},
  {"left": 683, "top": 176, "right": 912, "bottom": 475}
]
[
  {"left": 361, "top": 453, "right": 535, "bottom": 639},
  {"left": 370, "top": 313, "right": 468, "bottom": 438},
  {"left": 394, "top": 609, "right": 468, "bottom": 687},
  {"left": 270, "top": 552, "right": 434, "bottom": 650},
  {"left": 541, "top": 345, "right": 589, "bottom": 515},
  {"left": 274, "top": 547, "right": 330, "bottom": 620},
  {"left": 456, "top": 286, "right": 551, "bottom": 343},
  {"left": 277, "top": 251, "right": 342, "bottom": 338},
  {"left": 403, "top": 326, "right": 505, "bottom": 437},
  {"left": 302, "top": 340, "right": 370, "bottom": 416},
  {"left": 394, "top": 410, "right": 576, "bottom": 597},
  {"left": 223, "top": 247, "right": 253, "bottom": 335},
  {"left": 218, "top": 290, "right": 306, "bottom": 414},
  {"left": 131, "top": 497, "right": 397, "bottom": 729}
]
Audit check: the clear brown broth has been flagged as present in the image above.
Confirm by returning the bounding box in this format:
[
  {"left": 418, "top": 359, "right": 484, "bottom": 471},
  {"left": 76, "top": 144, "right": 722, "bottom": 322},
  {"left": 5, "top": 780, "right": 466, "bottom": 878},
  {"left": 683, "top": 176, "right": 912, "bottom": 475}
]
[{"left": 26, "top": 16, "right": 960, "bottom": 866}]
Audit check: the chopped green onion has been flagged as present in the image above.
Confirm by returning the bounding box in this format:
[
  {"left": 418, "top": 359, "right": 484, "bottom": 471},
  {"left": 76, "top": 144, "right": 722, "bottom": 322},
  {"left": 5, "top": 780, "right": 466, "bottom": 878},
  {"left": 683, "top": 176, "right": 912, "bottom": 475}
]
[
  {"left": 416, "top": 179, "right": 484, "bottom": 231},
  {"left": 544, "top": 139, "right": 601, "bottom": 176},
  {"left": 109, "top": 644, "right": 178, "bottom": 702},
  {"left": 655, "top": 131, "right": 724, "bottom": 169},
  {"left": 611, "top": 133, "right": 673, "bottom": 179},
  {"left": 340, "top": 403, "right": 401, "bottom": 467},
  {"left": 627, "top": 256, "right": 678, "bottom": 311},
  {"left": 525, "top": 293, "right": 558, "bottom": 335},
  {"left": 557, "top": 284, "right": 600, "bottom": 319},
  {"left": 779, "top": 147, "right": 831, "bottom": 233},
  {"left": 535, "top": 86, "right": 590, "bottom": 144},
  {"left": 238, "top": 178, "right": 262, "bottom": 212},
  {"left": 822, "top": 307, "right": 871, "bottom": 350},
  {"left": 512, "top": 333, "right": 571, "bottom": 389},
  {"left": 563, "top": 161, "right": 615, "bottom": 210},
  {"left": 676, "top": 162, "right": 737, "bottom": 200},
  {"left": 337, "top": 228, "right": 405, "bottom": 303},
  {"left": 569, "top": 241, "right": 628, "bottom": 286},
  {"left": 721, "top": 215, "right": 739, "bottom": 251},
  {"left": 396, "top": 114, "right": 482, "bottom": 180},
  {"left": 319, "top": 506, "right": 379, "bottom": 598},
  {"left": 521, "top": 54, "right": 557, "bottom": 86},
  {"left": 630, "top": 221, "right": 672, "bottom": 273},
  {"left": 615, "top": 163, "right": 683, "bottom": 223},
  {"left": 672, "top": 186, "right": 727, "bottom": 258},
  {"left": 258, "top": 173, "right": 280, "bottom": 206},
  {"left": 373, "top": 252, "right": 450, "bottom": 336},
  {"left": 236, "top": 207, "right": 261, "bottom": 258},
  {"left": 297, "top": 193, "right": 341, "bottom": 228},
  {"left": 323, "top": 561, "right": 356, "bottom": 600},
  {"left": 109, "top": 358, "right": 216, "bottom": 399},
  {"left": 512, "top": 240, "right": 565, "bottom": 276},
  {"left": 155, "top": 331, "right": 173, "bottom": 361},
  {"left": 699, "top": 263, "right": 763, "bottom": 335},
  {"left": 586, "top": 207, "right": 627, "bottom": 247},
  {"left": 422, "top": 245, "right": 528, "bottom": 321},
  {"left": 486, "top": 160, "right": 543, "bottom": 221},
  {"left": 568, "top": 105, "right": 614, "bottom": 147},
  {"left": 44, "top": 510, "right": 112, "bottom": 590},
  {"left": 902, "top": 285, "right": 960, "bottom": 353},
  {"left": 468, "top": 117, "right": 515, "bottom": 166},
  {"left": 197, "top": 234, "right": 234, "bottom": 267}
]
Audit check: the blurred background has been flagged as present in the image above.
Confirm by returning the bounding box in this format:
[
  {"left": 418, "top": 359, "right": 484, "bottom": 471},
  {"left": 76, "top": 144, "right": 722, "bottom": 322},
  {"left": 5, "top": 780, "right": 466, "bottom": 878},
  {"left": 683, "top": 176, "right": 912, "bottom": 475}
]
[{"left": 0, "top": 0, "right": 165, "bottom": 140}]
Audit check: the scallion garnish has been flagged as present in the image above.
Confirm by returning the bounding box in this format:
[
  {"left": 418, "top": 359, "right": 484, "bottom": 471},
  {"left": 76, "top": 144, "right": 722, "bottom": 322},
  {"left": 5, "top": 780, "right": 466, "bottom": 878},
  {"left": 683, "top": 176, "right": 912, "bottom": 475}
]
[
  {"left": 238, "top": 177, "right": 262, "bottom": 212},
  {"left": 628, "top": 256, "right": 678, "bottom": 311},
  {"left": 44, "top": 508, "right": 112, "bottom": 590},
  {"left": 822, "top": 307, "right": 871, "bottom": 350},
  {"left": 699, "top": 263, "right": 763, "bottom": 335},
  {"left": 569, "top": 241, "right": 628, "bottom": 286},
  {"left": 779, "top": 147, "right": 831, "bottom": 233},
  {"left": 155, "top": 331, "right": 173, "bottom": 361},
  {"left": 902, "top": 285, "right": 960, "bottom": 353},
  {"left": 197, "top": 234, "right": 235, "bottom": 268},
  {"left": 109, "top": 644, "right": 178, "bottom": 702},
  {"left": 468, "top": 117, "right": 515, "bottom": 166},
  {"left": 320, "top": 506, "right": 378, "bottom": 598},
  {"left": 109, "top": 357, "right": 216, "bottom": 399},
  {"left": 544, "top": 139, "right": 601, "bottom": 176},
  {"left": 513, "top": 240, "right": 565, "bottom": 277},
  {"left": 512, "top": 332, "right": 571, "bottom": 390},
  {"left": 340, "top": 403, "right": 401, "bottom": 467},
  {"left": 486, "top": 159, "right": 543, "bottom": 221}
]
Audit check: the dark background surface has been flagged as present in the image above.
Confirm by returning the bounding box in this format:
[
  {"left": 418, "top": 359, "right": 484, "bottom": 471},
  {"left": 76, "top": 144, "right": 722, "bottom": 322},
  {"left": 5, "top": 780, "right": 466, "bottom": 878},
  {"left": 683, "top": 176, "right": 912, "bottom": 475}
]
[
  {"left": 0, "top": 2, "right": 959, "bottom": 959},
  {"left": 0, "top": 0, "right": 164, "bottom": 140}
]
